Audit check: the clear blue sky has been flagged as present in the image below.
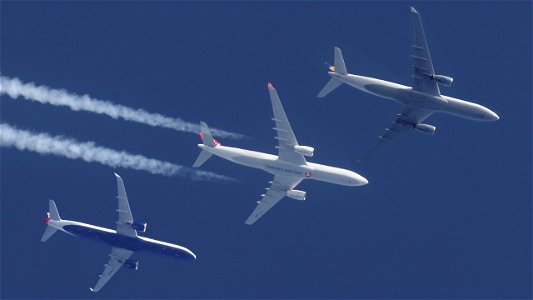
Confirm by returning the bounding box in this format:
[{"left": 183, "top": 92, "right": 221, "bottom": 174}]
[{"left": 1, "top": 1, "right": 531, "bottom": 298}]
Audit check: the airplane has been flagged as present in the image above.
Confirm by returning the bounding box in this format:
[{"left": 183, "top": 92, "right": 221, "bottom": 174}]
[
  {"left": 193, "top": 82, "right": 368, "bottom": 225},
  {"left": 317, "top": 7, "right": 499, "bottom": 160},
  {"left": 41, "top": 173, "right": 196, "bottom": 292}
]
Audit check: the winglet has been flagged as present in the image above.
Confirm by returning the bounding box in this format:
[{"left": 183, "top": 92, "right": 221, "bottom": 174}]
[
  {"left": 267, "top": 82, "right": 274, "bottom": 89},
  {"left": 410, "top": 7, "right": 418, "bottom": 14}
]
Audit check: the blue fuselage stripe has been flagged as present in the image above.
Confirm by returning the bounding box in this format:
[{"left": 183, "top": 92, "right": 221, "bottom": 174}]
[{"left": 63, "top": 225, "right": 194, "bottom": 260}]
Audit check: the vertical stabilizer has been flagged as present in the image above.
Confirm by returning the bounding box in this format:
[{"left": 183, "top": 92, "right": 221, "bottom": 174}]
[
  {"left": 49, "top": 200, "right": 61, "bottom": 221},
  {"left": 199, "top": 122, "right": 220, "bottom": 147},
  {"left": 333, "top": 47, "right": 347, "bottom": 75},
  {"left": 41, "top": 200, "right": 60, "bottom": 242}
]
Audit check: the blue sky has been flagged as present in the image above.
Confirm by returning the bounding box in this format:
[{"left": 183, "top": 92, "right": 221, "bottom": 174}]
[{"left": 1, "top": 1, "right": 531, "bottom": 298}]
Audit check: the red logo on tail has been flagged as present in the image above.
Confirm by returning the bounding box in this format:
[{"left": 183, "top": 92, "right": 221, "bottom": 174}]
[{"left": 42, "top": 212, "right": 51, "bottom": 224}]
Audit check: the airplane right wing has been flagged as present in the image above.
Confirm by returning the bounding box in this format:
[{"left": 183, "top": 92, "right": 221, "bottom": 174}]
[
  {"left": 114, "top": 173, "right": 137, "bottom": 238},
  {"left": 245, "top": 175, "right": 303, "bottom": 225},
  {"left": 410, "top": 7, "right": 441, "bottom": 96},
  {"left": 360, "top": 107, "right": 433, "bottom": 161},
  {"left": 90, "top": 247, "right": 134, "bottom": 292}
]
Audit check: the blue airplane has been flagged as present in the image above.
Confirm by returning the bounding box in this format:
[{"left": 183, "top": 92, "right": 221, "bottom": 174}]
[{"left": 41, "top": 173, "right": 196, "bottom": 292}]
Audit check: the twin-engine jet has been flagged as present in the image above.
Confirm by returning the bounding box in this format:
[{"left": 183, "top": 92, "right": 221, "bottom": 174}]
[
  {"left": 41, "top": 173, "right": 196, "bottom": 292},
  {"left": 193, "top": 82, "right": 368, "bottom": 225},
  {"left": 318, "top": 7, "right": 499, "bottom": 160}
]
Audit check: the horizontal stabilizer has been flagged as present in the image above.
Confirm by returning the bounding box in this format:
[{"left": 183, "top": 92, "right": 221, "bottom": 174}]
[
  {"left": 40, "top": 226, "right": 58, "bottom": 242},
  {"left": 317, "top": 78, "right": 343, "bottom": 98},
  {"left": 193, "top": 149, "right": 213, "bottom": 168}
]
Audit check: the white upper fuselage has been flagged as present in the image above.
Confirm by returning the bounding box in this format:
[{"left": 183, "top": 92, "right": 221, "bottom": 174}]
[
  {"left": 199, "top": 144, "right": 368, "bottom": 186},
  {"left": 331, "top": 72, "right": 499, "bottom": 121}
]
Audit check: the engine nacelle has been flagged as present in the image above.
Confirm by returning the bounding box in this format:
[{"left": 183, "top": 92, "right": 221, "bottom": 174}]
[
  {"left": 431, "top": 74, "right": 453, "bottom": 87},
  {"left": 293, "top": 145, "right": 314, "bottom": 157},
  {"left": 415, "top": 124, "right": 436, "bottom": 135},
  {"left": 131, "top": 220, "right": 147, "bottom": 232},
  {"left": 286, "top": 190, "right": 306, "bottom": 201},
  {"left": 124, "top": 259, "right": 139, "bottom": 270}
]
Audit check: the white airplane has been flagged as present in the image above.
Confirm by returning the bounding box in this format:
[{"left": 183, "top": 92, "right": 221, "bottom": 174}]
[
  {"left": 193, "top": 82, "right": 368, "bottom": 225},
  {"left": 41, "top": 173, "right": 196, "bottom": 292},
  {"left": 318, "top": 7, "right": 499, "bottom": 160}
]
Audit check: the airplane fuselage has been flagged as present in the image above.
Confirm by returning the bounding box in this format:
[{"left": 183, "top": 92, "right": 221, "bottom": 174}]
[
  {"left": 46, "top": 219, "right": 196, "bottom": 260},
  {"left": 332, "top": 72, "right": 499, "bottom": 121},
  {"left": 199, "top": 144, "right": 368, "bottom": 186}
]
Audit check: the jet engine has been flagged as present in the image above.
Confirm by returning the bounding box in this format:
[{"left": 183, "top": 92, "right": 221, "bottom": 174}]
[
  {"left": 124, "top": 259, "right": 139, "bottom": 270},
  {"left": 293, "top": 145, "right": 314, "bottom": 157},
  {"left": 130, "top": 220, "right": 147, "bottom": 232},
  {"left": 286, "top": 190, "right": 306, "bottom": 201},
  {"left": 431, "top": 74, "right": 453, "bottom": 87},
  {"left": 415, "top": 124, "right": 436, "bottom": 135}
]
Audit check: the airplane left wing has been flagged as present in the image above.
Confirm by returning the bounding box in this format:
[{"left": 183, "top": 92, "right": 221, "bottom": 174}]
[
  {"left": 114, "top": 173, "right": 137, "bottom": 238},
  {"left": 360, "top": 107, "right": 433, "bottom": 161},
  {"left": 90, "top": 247, "right": 133, "bottom": 292},
  {"left": 410, "top": 7, "right": 440, "bottom": 96},
  {"left": 267, "top": 83, "right": 307, "bottom": 165},
  {"left": 245, "top": 175, "right": 303, "bottom": 225}
]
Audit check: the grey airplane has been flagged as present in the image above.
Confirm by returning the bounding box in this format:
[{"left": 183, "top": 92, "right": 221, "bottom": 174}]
[{"left": 318, "top": 7, "right": 499, "bottom": 160}]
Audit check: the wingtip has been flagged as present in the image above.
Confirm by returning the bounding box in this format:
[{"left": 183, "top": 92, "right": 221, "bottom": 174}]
[
  {"left": 267, "top": 82, "right": 274, "bottom": 89},
  {"left": 89, "top": 288, "right": 96, "bottom": 293},
  {"left": 410, "top": 7, "right": 418, "bottom": 14}
]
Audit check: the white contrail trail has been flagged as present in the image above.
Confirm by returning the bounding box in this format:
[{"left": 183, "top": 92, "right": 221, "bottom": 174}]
[
  {"left": 0, "top": 75, "right": 243, "bottom": 139},
  {"left": 0, "top": 123, "right": 236, "bottom": 182}
]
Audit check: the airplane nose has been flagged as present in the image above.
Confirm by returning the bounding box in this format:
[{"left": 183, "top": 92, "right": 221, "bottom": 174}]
[
  {"left": 483, "top": 108, "right": 499, "bottom": 121},
  {"left": 352, "top": 174, "right": 368, "bottom": 186}
]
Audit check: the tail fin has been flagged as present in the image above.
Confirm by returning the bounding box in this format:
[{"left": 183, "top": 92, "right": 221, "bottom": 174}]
[
  {"left": 199, "top": 121, "right": 220, "bottom": 147},
  {"left": 317, "top": 47, "right": 347, "bottom": 98},
  {"left": 41, "top": 200, "right": 60, "bottom": 242},
  {"left": 333, "top": 46, "right": 347, "bottom": 75},
  {"left": 193, "top": 122, "right": 219, "bottom": 168},
  {"left": 48, "top": 200, "right": 61, "bottom": 221}
]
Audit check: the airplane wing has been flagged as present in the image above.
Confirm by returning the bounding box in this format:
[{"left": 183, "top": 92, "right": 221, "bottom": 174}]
[
  {"left": 90, "top": 247, "right": 133, "bottom": 292},
  {"left": 245, "top": 175, "right": 303, "bottom": 225},
  {"left": 267, "top": 83, "right": 307, "bottom": 165},
  {"left": 360, "top": 107, "right": 433, "bottom": 161},
  {"left": 114, "top": 173, "right": 137, "bottom": 238},
  {"left": 410, "top": 7, "right": 440, "bottom": 96}
]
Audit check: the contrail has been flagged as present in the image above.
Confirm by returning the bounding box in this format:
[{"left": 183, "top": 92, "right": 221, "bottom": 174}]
[
  {"left": 0, "top": 123, "right": 236, "bottom": 182},
  {"left": 0, "top": 75, "right": 243, "bottom": 139}
]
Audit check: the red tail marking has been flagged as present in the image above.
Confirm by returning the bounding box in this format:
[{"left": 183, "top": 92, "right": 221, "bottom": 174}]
[
  {"left": 199, "top": 131, "right": 221, "bottom": 146},
  {"left": 42, "top": 212, "right": 51, "bottom": 224}
]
